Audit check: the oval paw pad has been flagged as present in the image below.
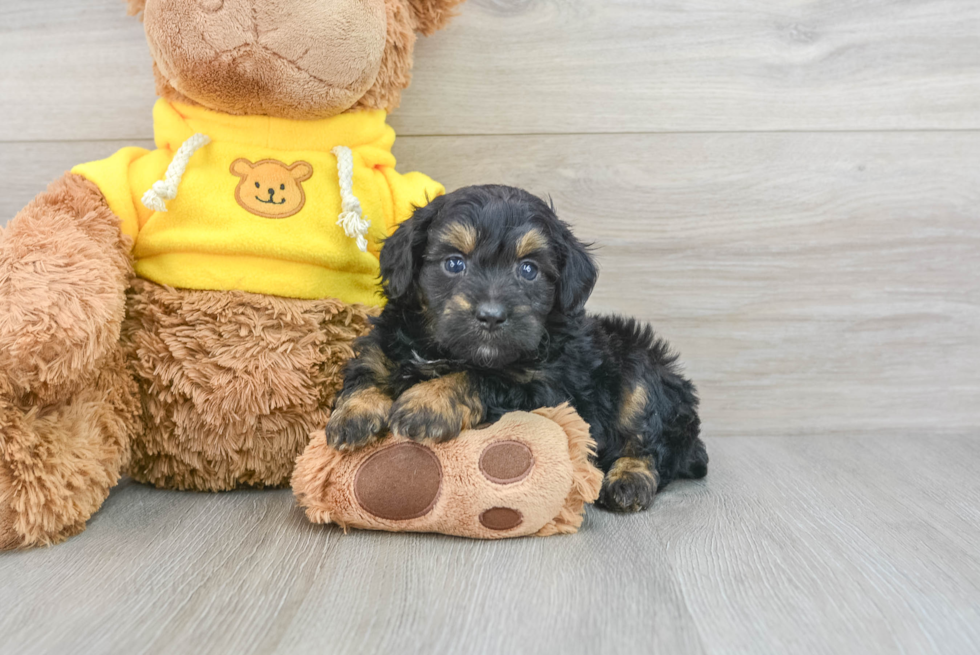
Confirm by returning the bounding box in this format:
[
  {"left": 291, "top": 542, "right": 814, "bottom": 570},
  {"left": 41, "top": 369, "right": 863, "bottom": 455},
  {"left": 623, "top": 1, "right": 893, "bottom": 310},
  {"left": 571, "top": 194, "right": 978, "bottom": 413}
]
[
  {"left": 354, "top": 442, "right": 442, "bottom": 520},
  {"left": 479, "top": 507, "right": 524, "bottom": 531},
  {"left": 479, "top": 440, "right": 534, "bottom": 484}
]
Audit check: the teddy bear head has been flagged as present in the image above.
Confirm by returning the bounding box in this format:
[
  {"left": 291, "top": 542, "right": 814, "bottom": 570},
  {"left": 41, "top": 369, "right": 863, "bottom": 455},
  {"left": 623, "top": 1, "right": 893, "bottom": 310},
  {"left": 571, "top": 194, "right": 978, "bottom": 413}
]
[{"left": 126, "top": 0, "right": 464, "bottom": 119}]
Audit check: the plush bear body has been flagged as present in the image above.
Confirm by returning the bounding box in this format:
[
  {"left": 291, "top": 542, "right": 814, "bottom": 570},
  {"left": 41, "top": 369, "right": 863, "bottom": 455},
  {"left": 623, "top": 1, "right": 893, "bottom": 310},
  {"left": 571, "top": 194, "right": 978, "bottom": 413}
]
[{"left": 0, "top": 0, "right": 464, "bottom": 549}]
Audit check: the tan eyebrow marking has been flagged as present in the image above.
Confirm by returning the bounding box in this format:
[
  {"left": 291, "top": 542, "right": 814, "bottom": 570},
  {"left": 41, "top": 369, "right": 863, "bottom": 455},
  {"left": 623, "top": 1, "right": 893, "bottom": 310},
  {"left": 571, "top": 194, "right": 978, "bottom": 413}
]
[
  {"left": 438, "top": 223, "right": 477, "bottom": 254},
  {"left": 516, "top": 228, "right": 547, "bottom": 258}
]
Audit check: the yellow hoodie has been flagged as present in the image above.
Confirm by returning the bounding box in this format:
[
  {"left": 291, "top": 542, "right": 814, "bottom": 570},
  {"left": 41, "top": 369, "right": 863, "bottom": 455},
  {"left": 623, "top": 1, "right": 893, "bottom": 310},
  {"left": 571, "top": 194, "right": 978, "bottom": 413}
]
[{"left": 72, "top": 100, "right": 443, "bottom": 304}]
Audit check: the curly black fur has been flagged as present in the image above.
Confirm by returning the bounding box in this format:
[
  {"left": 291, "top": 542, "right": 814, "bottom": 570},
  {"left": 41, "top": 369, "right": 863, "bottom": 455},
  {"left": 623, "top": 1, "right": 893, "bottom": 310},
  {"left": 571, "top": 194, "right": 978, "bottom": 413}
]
[{"left": 327, "top": 185, "right": 708, "bottom": 512}]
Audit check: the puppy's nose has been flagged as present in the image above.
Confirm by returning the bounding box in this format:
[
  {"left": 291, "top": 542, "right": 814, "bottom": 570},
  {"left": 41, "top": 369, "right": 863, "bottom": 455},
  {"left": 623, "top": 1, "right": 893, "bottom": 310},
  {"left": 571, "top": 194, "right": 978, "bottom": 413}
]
[{"left": 475, "top": 303, "right": 507, "bottom": 330}]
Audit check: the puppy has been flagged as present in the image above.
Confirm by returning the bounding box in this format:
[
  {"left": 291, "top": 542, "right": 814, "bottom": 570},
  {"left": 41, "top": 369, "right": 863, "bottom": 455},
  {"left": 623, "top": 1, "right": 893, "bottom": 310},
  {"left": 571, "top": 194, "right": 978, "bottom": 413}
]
[{"left": 326, "top": 185, "right": 708, "bottom": 512}]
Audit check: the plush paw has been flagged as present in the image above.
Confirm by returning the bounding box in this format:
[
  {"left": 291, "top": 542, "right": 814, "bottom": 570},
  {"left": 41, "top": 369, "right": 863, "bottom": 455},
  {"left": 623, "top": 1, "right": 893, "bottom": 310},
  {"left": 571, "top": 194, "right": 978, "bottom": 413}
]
[
  {"left": 293, "top": 405, "right": 605, "bottom": 539},
  {"left": 388, "top": 374, "right": 482, "bottom": 444},
  {"left": 325, "top": 388, "right": 393, "bottom": 450},
  {"left": 597, "top": 457, "right": 659, "bottom": 513},
  {"left": 352, "top": 439, "right": 531, "bottom": 529}
]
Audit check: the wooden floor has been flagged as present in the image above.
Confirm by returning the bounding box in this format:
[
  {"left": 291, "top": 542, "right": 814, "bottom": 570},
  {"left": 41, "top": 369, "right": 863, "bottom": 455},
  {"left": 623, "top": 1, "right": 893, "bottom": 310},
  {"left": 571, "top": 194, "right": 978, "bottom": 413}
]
[
  {"left": 2, "top": 1, "right": 979, "bottom": 654},
  {"left": 2, "top": 435, "right": 980, "bottom": 655}
]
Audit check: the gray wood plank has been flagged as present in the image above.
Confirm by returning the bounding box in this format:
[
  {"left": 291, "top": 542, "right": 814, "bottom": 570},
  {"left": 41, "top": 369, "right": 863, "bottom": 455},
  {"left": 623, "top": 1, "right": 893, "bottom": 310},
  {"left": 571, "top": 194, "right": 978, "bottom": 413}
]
[
  {"left": 657, "top": 436, "right": 980, "bottom": 655},
  {"left": 1, "top": 0, "right": 157, "bottom": 143},
  {"left": 4, "top": 133, "right": 977, "bottom": 437},
  {"left": 3, "top": 0, "right": 980, "bottom": 141},
  {"left": 1, "top": 435, "right": 979, "bottom": 655}
]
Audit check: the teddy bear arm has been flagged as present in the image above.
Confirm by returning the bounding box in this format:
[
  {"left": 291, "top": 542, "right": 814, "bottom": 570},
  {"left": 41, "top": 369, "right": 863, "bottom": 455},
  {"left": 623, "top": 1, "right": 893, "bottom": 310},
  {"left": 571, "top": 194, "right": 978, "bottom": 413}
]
[{"left": 0, "top": 172, "right": 133, "bottom": 400}]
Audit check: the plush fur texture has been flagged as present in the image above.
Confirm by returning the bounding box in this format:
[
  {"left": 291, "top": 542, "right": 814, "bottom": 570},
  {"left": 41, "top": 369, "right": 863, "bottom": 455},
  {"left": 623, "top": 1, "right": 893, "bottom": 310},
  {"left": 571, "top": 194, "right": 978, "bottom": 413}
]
[
  {"left": 123, "top": 279, "right": 374, "bottom": 490},
  {"left": 0, "top": 173, "right": 132, "bottom": 403},
  {"left": 0, "top": 0, "right": 465, "bottom": 549},
  {"left": 128, "top": 0, "right": 465, "bottom": 117},
  {"left": 329, "top": 185, "right": 709, "bottom": 513},
  {"left": 352, "top": 0, "right": 419, "bottom": 113},
  {"left": 0, "top": 433, "right": 21, "bottom": 550},
  {"left": 0, "top": 347, "right": 140, "bottom": 549},
  {"left": 293, "top": 403, "right": 603, "bottom": 538},
  {"left": 0, "top": 173, "right": 138, "bottom": 549}
]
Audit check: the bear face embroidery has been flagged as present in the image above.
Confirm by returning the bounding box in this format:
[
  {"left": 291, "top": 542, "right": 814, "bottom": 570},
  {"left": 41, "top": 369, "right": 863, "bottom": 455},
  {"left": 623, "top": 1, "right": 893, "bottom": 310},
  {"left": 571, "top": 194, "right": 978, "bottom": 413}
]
[{"left": 230, "top": 158, "right": 314, "bottom": 219}]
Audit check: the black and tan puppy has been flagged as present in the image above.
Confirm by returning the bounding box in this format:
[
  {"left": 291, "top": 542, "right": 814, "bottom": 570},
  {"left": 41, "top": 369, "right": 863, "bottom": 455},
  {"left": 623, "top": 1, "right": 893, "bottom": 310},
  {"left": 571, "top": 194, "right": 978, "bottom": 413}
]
[{"left": 326, "top": 185, "right": 708, "bottom": 512}]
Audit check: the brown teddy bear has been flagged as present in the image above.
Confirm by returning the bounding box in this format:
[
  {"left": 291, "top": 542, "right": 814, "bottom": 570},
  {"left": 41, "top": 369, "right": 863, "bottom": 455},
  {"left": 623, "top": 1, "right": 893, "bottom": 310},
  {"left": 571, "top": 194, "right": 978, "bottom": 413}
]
[{"left": 0, "top": 0, "right": 467, "bottom": 549}]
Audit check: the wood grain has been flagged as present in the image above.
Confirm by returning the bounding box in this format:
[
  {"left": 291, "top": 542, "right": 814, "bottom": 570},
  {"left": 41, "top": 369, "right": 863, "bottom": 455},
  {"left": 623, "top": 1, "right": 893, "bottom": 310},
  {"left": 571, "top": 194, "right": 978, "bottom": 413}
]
[
  {"left": 2, "top": 3, "right": 979, "bottom": 651},
  {"left": 3, "top": 0, "right": 980, "bottom": 141},
  {"left": 4, "top": 133, "right": 977, "bottom": 437},
  {"left": 1, "top": 435, "right": 979, "bottom": 655}
]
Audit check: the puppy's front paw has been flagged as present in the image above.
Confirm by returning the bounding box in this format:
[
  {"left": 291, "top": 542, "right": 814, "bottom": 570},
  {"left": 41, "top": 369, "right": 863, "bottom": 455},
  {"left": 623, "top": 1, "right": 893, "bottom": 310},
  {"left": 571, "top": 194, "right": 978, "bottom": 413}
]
[
  {"left": 597, "top": 457, "right": 659, "bottom": 513},
  {"left": 325, "top": 388, "right": 393, "bottom": 450},
  {"left": 389, "top": 395, "right": 464, "bottom": 444},
  {"left": 389, "top": 375, "right": 482, "bottom": 444}
]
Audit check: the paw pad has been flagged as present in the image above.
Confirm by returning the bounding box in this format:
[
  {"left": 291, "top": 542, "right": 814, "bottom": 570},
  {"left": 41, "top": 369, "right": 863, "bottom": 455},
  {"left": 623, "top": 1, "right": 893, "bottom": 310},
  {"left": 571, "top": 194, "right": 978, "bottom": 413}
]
[
  {"left": 479, "top": 507, "right": 523, "bottom": 531},
  {"left": 475, "top": 440, "right": 531, "bottom": 531},
  {"left": 353, "top": 443, "right": 442, "bottom": 520},
  {"left": 479, "top": 440, "right": 534, "bottom": 484}
]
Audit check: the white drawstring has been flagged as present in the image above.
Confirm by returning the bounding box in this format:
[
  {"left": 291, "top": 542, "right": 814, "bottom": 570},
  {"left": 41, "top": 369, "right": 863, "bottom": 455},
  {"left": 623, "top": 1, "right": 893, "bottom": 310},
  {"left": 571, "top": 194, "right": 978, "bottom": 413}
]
[
  {"left": 331, "top": 145, "right": 370, "bottom": 253},
  {"left": 141, "top": 137, "right": 370, "bottom": 255},
  {"left": 141, "top": 133, "right": 211, "bottom": 212}
]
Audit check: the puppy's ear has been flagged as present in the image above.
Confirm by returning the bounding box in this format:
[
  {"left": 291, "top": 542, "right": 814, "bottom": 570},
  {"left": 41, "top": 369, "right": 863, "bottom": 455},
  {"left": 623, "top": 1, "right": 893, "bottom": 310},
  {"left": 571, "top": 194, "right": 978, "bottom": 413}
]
[
  {"left": 554, "top": 222, "right": 598, "bottom": 313},
  {"left": 380, "top": 195, "right": 446, "bottom": 302}
]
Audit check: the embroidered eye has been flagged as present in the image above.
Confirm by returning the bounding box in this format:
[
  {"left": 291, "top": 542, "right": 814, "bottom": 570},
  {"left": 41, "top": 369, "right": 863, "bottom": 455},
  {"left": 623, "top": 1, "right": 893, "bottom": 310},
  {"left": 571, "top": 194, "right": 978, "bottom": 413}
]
[
  {"left": 444, "top": 256, "right": 467, "bottom": 275},
  {"left": 255, "top": 182, "right": 261, "bottom": 188},
  {"left": 280, "top": 184, "right": 285, "bottom": 191},
  {"left": 519, "top": 261, "right": 539, "bottom": 281}
]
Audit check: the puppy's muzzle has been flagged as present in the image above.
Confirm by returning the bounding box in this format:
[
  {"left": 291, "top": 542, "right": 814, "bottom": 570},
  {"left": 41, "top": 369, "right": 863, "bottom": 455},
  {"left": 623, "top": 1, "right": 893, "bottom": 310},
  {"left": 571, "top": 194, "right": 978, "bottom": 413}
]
[{"left": 475, "top": 302, "right": 507, "bottom": 331}]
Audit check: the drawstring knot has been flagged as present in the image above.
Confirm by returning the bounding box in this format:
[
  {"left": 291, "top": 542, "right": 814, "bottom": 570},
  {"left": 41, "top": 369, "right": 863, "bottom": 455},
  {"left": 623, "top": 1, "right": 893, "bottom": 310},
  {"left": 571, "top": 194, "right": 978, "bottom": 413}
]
[
  {"left": 141, "top": 133, "right": 211, "bottom": 212},
  {"left": 332, "top": 145, "right": 370, "bottom": 252}
]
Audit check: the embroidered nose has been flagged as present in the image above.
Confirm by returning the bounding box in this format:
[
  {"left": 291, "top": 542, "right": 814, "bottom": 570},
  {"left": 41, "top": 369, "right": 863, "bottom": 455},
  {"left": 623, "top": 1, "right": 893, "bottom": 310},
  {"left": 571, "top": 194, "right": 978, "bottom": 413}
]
[{"left": 268, "top": 188, "right": 276, "bottom": 197}]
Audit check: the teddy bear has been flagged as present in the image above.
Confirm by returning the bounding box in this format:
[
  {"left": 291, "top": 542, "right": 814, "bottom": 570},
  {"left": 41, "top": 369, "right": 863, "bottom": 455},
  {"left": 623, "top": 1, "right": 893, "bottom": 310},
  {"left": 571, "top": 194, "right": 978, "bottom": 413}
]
[{"left": 0, "top": 0, "right": 469, "bottom": 550}]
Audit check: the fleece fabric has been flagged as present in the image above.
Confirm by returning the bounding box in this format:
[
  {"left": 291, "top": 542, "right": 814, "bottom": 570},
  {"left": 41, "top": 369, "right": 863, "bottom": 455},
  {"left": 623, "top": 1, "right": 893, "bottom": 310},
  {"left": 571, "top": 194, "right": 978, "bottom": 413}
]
[{"left": 72, "top": 99, "right": 443, "bottom": 304}]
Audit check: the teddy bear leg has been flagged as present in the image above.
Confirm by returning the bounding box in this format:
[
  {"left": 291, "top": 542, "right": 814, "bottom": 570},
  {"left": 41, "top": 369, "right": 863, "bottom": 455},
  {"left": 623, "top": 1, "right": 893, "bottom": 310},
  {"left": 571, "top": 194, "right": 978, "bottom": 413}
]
[{"left": 0, "top": 345, "right": 141, "bottom": 550}]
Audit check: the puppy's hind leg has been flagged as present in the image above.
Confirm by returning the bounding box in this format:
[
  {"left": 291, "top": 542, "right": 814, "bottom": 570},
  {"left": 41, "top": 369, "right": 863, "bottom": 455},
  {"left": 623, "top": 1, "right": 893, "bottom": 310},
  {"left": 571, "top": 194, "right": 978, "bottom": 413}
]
[
  {"left": 678, "top": 435, "right": 709, "bottom": 480},
  {"left": 596, "top": 377, "right": 660, "bottom": 512},
  {"left": 597, "top": 455, "right": 659, "bottom": 513}
]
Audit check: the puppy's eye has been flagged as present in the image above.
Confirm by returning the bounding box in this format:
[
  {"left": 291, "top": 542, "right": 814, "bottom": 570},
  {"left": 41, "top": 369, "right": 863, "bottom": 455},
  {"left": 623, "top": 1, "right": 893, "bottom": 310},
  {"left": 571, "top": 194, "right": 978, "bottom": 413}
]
[
  {"left": 444, "top": 256, "right": 467, "bottom": 275},
  {"left": 518, "top": 261, "right": 539, "bottom": 281}
]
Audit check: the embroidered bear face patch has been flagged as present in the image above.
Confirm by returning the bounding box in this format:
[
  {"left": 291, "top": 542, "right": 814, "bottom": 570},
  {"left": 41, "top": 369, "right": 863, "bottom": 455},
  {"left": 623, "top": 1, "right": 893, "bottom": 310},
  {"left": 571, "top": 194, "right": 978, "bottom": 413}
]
[{"left": 231, "top": 158, "right": 313, "bottom": 219}]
